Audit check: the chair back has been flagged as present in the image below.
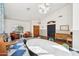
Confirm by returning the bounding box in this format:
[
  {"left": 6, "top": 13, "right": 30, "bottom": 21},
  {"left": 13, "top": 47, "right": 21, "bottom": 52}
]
[{"left": 0, "top": 35, "right": 4, "bottom": 42}]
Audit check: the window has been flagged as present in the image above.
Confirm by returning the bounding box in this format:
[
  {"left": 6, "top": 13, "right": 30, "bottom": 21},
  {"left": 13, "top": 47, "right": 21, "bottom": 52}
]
[{"left": 0, "top": 3, "right": 4, "bottom": 33}]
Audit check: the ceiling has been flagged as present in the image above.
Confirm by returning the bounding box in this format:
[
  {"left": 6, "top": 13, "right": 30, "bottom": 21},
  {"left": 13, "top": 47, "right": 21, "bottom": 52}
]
[{"left": 4, "top": 3, "right": 70, "bottom": 21}]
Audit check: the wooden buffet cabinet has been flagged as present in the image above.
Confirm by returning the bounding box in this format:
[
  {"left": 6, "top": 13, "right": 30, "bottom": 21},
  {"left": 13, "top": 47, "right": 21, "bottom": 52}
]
[
  {"left": 55, "top": 33, "right": 72, "bottom": 47},
  {"left": 55, "top": 33, "right": 72, "bottom": 41}
]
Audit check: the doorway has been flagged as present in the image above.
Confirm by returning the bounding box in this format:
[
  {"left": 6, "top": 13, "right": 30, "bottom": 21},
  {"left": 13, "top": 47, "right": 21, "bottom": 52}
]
[
  {"left": 33, "top": 25, "right": 40, "bottom": 37},
  {"left": 47, "top": 21, "right": 56, "bottom": 41}
]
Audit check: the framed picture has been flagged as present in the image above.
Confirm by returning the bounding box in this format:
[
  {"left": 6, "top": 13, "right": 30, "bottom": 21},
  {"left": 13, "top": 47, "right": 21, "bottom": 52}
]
[{"left": 60, "top": 25, "right": 69, "bottom": 31}]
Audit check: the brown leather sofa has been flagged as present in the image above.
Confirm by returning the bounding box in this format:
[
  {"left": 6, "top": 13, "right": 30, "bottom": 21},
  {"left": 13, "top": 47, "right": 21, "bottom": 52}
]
[
  {"left": 23, "top": 32, "right": 31, "bottom": 38},
  {"left": 10, "top": 32, "right": 20, "bottom": 41}
]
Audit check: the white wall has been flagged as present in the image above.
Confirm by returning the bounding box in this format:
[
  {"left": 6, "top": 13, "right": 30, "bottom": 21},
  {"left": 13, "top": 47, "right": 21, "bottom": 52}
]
[
  {"left": 5, "top": 18, "right": 41, "bottom": 37},
  {"left": 40, "top": 4, "right": 72, "bottom": 36},
  {"left": 5, "top": 19, "right": 31, "bottom": 33},
  {"left": 73, "top": 3, "right": 79, "bottom": 51}
]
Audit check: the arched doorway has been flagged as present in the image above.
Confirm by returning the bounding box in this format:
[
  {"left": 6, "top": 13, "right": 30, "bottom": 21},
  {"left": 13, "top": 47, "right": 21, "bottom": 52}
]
[{"left": 47, "top": 21, "right": 56, "bottom": 41}]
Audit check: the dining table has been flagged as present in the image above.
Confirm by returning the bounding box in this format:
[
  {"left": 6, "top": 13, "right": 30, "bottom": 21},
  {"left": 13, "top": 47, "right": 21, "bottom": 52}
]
[{"left": 26, "top": 38, "right": 72, "bottom": 56}]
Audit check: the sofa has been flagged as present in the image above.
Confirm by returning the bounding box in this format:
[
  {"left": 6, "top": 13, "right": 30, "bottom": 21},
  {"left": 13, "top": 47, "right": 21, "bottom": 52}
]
[
  {"left": 23, "top": 32, "right": 31, "bottom": 38},
  {"left": 10, "top": 32, "right": 20, "bottom": 41}
]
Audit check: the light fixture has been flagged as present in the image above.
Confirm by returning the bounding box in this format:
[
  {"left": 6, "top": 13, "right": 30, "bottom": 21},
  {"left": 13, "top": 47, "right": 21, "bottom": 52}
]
[{"left": 38, "top": 3, "right": 50, "bottom": 14}]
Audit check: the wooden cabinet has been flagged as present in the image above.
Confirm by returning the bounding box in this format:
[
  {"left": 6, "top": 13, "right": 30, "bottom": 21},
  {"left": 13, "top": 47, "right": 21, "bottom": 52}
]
[
  {"left": 55, "top": 33, "right": 68, "bottom": 40},
  {"left": 55, "top": 33, "right": 72, "bottom": 47},
  {"left": 55, "top": 33, "right": 72, "bottom": 42}
]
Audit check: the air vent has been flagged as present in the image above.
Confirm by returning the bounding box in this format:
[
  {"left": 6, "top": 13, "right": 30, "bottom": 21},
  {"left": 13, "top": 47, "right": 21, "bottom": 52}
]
[
  {"left": 26, "top": 8, "right": 30, "bottom": 11},
  {"left": 59, "top": 15, "right": 63, "bottom": 17}
]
